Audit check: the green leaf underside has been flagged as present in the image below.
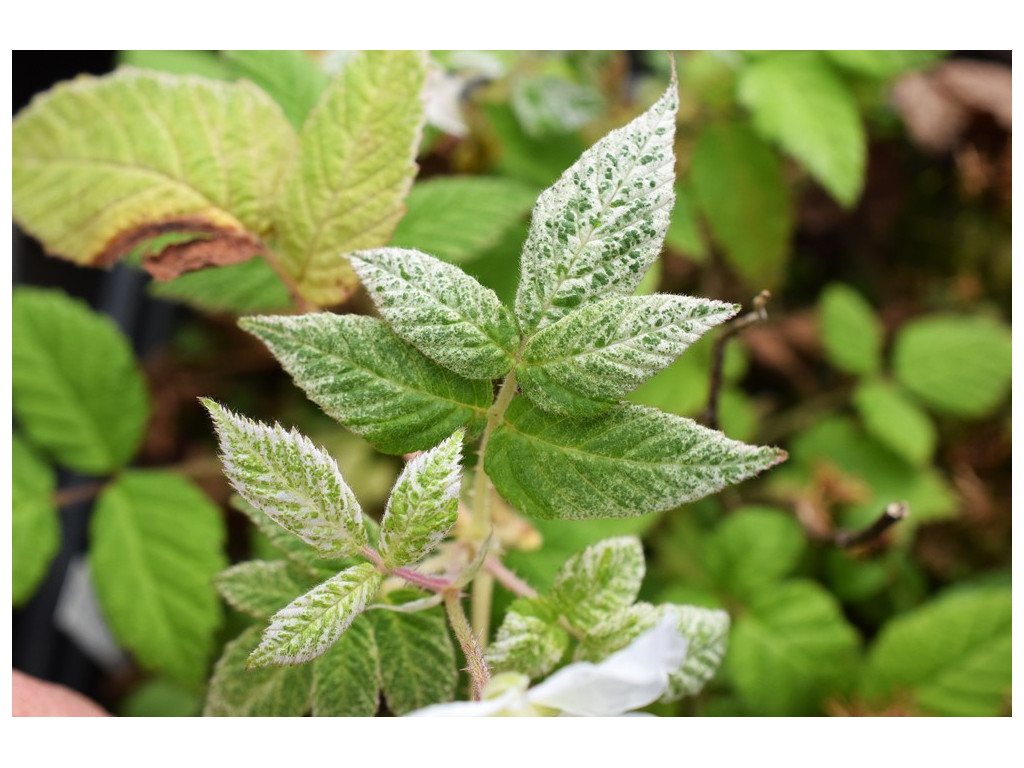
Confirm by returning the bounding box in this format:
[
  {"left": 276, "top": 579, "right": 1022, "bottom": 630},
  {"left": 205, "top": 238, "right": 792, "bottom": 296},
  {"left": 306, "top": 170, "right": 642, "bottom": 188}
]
[
  {"left": 350, "top": 248, "right": 518, "bottom": 379},
  {"left": 13, "top": 68, "right": 293, "bottom": 263},
  {"left": 214, "top": 560, "right": 316, "bottom": 619},
  {"left": 12, "top": 435, "right": 59, "bottom": 605},
  {"left": 729, "top": 580, "right": 860, "bottom": 715},
  {"left": 739, "top": 53, "right": 865, "bottom": 207},
  {"left": 222, "top": 50, "right": 328, "bottom": 130},
  {"left": 275, "top": 50, "right": 427, "bottom": 305},
  {"left": 149, "top": 257, "right": 291, "bottom": 314},
  {"left": 379, "top": 432, "right": 464, "bottom": 569},
  {"left": 518, "top": 294, "right": 737, "bottom": 415},
  {"left": 515, "top": 84, "right": 678, "bottom": 336},
  {"left": 241, "top": 314, "right": 491, "bottom": 455},
  {"left": 204, "top": 400, "right": 366, "bottom": 559},
  {"left": 312, "top": 617, "right": 381, "bottom": 716},
  {"left": 659, "top": 604, "right": 731, "bottom": 701},
  {"left": 551, "top": 537, "right": 645, "bottom": 630},
  {"left": 249, "top": 563, "right": 383, "bottom": 667},
  {"left": 205, "top": 626, "right": 312, "bottom": 716},
  {"left": 861, "top": 587, "right": 1010, "bottom": 716},
  {"left": 691, "top": 123, "right": 792, "bottom": 288},
  {"left": 486, "top": 399, "right": 786, "bottom": 520},
  {"left": 367, "top": 596, "right": 457, "bottom": 715},
  {"left": 893, "top": 315, "right": 1012, "bottom": 418},
  {"left": 389, "top": 176, "right": 538, "bottom": 264},
  {"left": 486, "top": 598, "right": 569, "bottom": 679},
  {"left": 854, "top": 380, "right": 937, "bottom": 466},
  {"left": 12, "top": 288, "right": 149, "bottom": 474},
  {"left": 819, "top": 284, "right": 884, "bottom": 376},
  {"left": 89, "top": 471, "right": 227, "bottom": 686}
]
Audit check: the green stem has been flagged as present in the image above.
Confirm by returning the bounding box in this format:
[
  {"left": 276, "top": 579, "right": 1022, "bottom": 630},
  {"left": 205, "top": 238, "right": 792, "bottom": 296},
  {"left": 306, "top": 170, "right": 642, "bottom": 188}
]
[{"left": 443, "top": 591, "right": 491, "bottom": 700}]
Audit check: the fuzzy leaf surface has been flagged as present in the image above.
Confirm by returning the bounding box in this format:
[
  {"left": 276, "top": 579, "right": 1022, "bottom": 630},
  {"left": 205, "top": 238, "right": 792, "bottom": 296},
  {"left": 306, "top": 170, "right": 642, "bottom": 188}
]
[
  {"left": 89, "top": 471, "right": 227, "bottom": 686},
  {"left": 486, "top": 597, "right": 569, "bottom": 680},
  {"left": 514, "top": 84, "right": 678, "bottom": 336},
  {"left": 204, "top": 400, "right": 366, "bottom": 559},
  {"left": 819, "top": 283, "right": 884, "bottom": 376},
  {"left": 12, "top": 288, "right": 149, "bottom": 474},
  {"left": 205, "top": 626, "right": 312, "bottom": 716},
  {"left": 13, "top": 68, "right": 293, "bottom": 266},
  {"left": 658, "top": 604, "right": 730, "bottom": 700},
  {"left": 312, "top": 617, "right": 381, "bottom": 716},
  {"left": 12, "top": 435, "right": 59, "bottom": 605},
  {"left": 241, "top": 314, "right": 491, "bottom": 454},
  {"left": 486, "top": 399, "right": 786, "bottom": 520},
  {"left": 275, "top": 50, "right": 426, "bottom": 305},
  {"left": 249, "top": 563, "right": 383, "bottom": 668},
  {"left": 214, "top": 560, "right": 316, "bottom": 619},
  {"left": 518, "top": 294, "right": 737, "bottom": 415},
  {"left": 379, "top": 431, "right": 464, "bottom": 569},
  {"left": 551, "top": 537, "right": 645, "bottom": 630},
  {"left": 350, "top": 248, "right": 518, "bottom": 379}
]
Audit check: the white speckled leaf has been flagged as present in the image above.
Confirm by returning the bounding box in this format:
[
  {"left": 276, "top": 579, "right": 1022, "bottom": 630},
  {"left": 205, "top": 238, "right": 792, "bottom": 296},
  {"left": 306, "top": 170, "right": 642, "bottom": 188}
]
[
  {"left": 486, "top": 597, "right": 569, "bottom": 680},
  {"left": 658, "top": 604, "right": 730, "bottom": 700},
  {"left": 249, "top": 563, "right": 383, "bottom": 668},
  {"left": 241, "top": 314, "right": 492, "bottom": 455},
  {"left": 551, "top": 537, "right": 645, "bottom": 630},
  {"left": 379, "top": 431, "right": 464, "bottom": 569},
  {"left": 204, "top": 399, "right": 366, "bottom": 559},
  {"left": 574, "top": 602, "right": 659, "bottom": 661},
  {"left": 214, "top": 560, "right": 316, "bottom": 619},
  {"left": 275, "top": 50, "right": 427, "bottom": 305},
  {"left": 514, "top": 83, "right": 678, "bottom": 336},
  {"left": 519, "top": 294, "right": 738, "bottom": 415},
  {"left": 350, "top": 248, "right": 518, "bottom": 379},
  {"left": 205, "top": 626, "right": 312, "bottom": 716},
  {"left": 486, "top": 399, "right": 787, "bottom": 520}
]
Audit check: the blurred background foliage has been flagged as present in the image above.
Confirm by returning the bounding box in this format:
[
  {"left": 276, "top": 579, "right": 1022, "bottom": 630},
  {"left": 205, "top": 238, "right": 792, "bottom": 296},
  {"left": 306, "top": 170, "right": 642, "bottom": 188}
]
[{"left": 12, "top": 50, "right": 1011, "bottom": 716}]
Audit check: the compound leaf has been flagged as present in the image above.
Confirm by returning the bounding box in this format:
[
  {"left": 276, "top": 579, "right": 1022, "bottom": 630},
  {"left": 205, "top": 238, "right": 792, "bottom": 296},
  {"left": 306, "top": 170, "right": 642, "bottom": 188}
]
[
  {"left": 205, "top": 626, "right": 312, "bottom": 716},
  {"left": 12, "top": 435, "right": 59, "bottom": 606},
  {"left": 486, "top": 597, "right": 569, "bottom": 680},
  {"left": 214, "top": 560, "right": 316, "bottom": 620},
  {"left": 550, "top": 537, "right": 645, "bottom": 631},
  {"left": 312, "top": 616, "right": 381, "bottom": 717},
  {"left": 350, "top": 248, "right": 518, "bottom": 379},
  {"left": 241, "top": 313, "right": 491, "bottom": 454}
]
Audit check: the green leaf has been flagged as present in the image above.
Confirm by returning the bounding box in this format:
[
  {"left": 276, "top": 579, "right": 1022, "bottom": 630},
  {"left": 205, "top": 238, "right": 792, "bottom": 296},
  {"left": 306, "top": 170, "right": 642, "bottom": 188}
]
[
  {"left": 664, "top": 181, "right": 707, "bottom": 262},
  {"left": 249, "top": 563, "right": 383, "bottom": 668},
  {"left": 484, "top": 103, "right": 588, "bottom": 189},
  {"left": 514, "top": 83, "right": 678, "bottom": 336},
  {"left": 241, "top": 314, "right": 491, "bottom": 455},
  {"left": 367, "top": 593, "right": 457, "bottom": 714},
  {"left": 825, "top": 50, "right": 945, "bottom": 80},
  {"left": 205, "top": 626, "right": 312, "bottom": 716},
  {"left": 703, "top": 507, "right": 805, "bottom": 601},
  {"left": 204, "top": 399, "right": 367, "bottom": 559},
  {"left": 486, "top": 597, "right": 569, "bottom": 679},
  {"left": 214, "top": 560, "right": 316, "bottom": 619},
  {"left": 818, "top": 283, "right": 884, "bottom": 376},
  {"left": 658, "top": 604, "right": 730, "bottom": 701},
  {"left": 518, "top": 294, "right": 737, "bottom": 415},
  {"left": 690, "top": 122, "right": 792, "bottom": 288},
  {"left": 223, "top": 50, "right": 328, "bottom": 130},
  {"left": 550, "top": 537, "right": 645, "bottom": 630},
  {"left": 90, "top": 471, "right": 227, "bottom": 686},
  {"left": 118, "top": 50, "right": 233, "bottom": 80},
  {"left": 350, "top": 248, "right": 519, "bottom": 379},
  {"left": 893, "top": 315, "right": 1012, "bottom": 418},
  {"left": 379, "top": 431, "right": 464, "bottom": 569},
  {"left": 389, "top": 176, "right": 537, "bottom": 264},
  {"left": 13, "top": 68, "right": 294, "bottom": 266},
  {"left": 274, "top": 50, "right": 426, "bottom": 305},
  {"left": 575, "top": 602, "right": 658, "bottom": 661},
  {"left": 312, "top": 617, "right": 381, "bottom": 716},
  {"left": 728, "top": 580, "right": 860, "bottom": 715},
  {"left": 511, "top": 76, "right": 604, "bottom": 137},
  {"left": 12, "top": 435, "right": 59, "bottom": 605},
  {"left": 853, "top": 379, "right": 937, "bottom": 466},
  {"left": 120, "top": 679, "right": 203, "bottom": 717},
  {"left": 149, "top": 257, "right": 291, "bottom": 314},
  {"left": 739, "top": 52, "right": 866, "bottom": 207},
  {"left": 12, "top": 288, "right": 149, "bottom": 474},
  {"left": 486, "top": 399, "right": 786, "bottom": 520},
  {"left": 861, "top": 586, "right": 1011, "bottom": 716}
]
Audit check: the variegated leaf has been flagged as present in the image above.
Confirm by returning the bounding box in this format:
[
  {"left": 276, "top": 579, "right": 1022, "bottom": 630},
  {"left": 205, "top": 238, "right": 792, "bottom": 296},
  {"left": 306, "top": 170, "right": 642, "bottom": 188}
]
[
  {"left": 240, "top": 314, "right": 492, "bottom": 454},
  {"left": 379, "top": 431, "right": 464, "bottom": 569},
  {"left": 205, "top": 626, "right": 312, "bottom": 716},
  {"left": 486, "top": 399, "right": 787, "bottom": 520},
  {"left": 574, "top": 602, "right": 659, "bottom": 662},
  {"left": 518, "top": 294, "right": 738, "bottom": 415},
  {"left": 486, "top": 597, "right": 569, "bottom": 680},
  {"left": 350, "top": 248, "right": 519, "bottom": 379},
  {"left": 514, "top": 83, "right": 678, "bottom": 336},
  {"left": 658, "top": 604, "right": 730, "bottom": 700},
  {"left": 551, "top": 537, "right": 645, "bottom": 630},
  {"left": 215, "top": 560, "right": 316, "bottom": 619},
  {"left": 248, "top": 563, "right": 383, "bottom": 668},
  {"left": 204, "top": 400, "right": 366, "bottom": 559}
]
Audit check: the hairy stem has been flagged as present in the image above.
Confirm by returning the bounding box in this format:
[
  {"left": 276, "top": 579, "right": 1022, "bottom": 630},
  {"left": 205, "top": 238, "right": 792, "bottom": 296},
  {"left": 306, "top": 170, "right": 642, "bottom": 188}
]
[
  {"left": 485, "top": 556, "right": 538, "bottom": 599},
  {"left": 361, "top": 546, "right": 455, "bottom": 592},
  {"left": 444, "top": 591, "right": 491, "bottom": 700}
]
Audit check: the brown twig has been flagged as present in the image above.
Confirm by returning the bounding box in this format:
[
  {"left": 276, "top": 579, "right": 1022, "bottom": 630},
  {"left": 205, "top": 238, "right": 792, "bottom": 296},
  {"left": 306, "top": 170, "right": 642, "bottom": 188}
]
[
  {"left": 833, "top": 502, "right": 910, "bottom": 548},
  {"left": 702, "top": 290, "right": 771, "bottom": 430},
  {"left": 52, "top": 481, "right": 107, "bottom": 508}
]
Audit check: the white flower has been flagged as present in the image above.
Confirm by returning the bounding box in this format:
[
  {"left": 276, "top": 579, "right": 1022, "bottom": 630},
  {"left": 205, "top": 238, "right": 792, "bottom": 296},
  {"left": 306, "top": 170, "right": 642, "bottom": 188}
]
[{"left": 407, "top": 615, "right": 687, "bottom": 717}]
